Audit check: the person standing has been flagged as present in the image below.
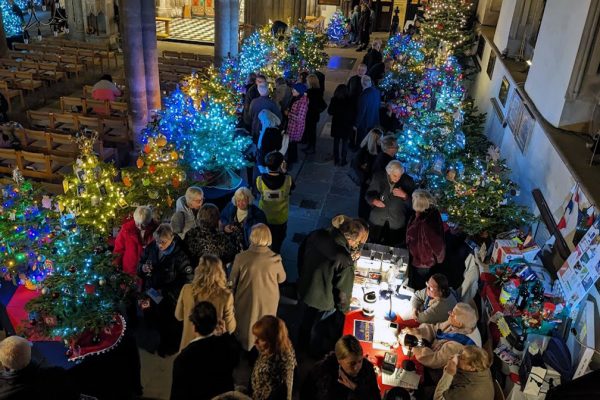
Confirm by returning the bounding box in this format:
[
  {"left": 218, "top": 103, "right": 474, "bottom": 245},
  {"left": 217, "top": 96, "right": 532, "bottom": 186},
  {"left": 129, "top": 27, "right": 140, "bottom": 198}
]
[
  {"left": 371, "top": 134, "right": 399, "bottom": 174},
  {"left": 347, "top": 63, "right": 368, "bottom": 148},
  {"left": 220, "top": 187, "right": 267, "bottom": 250},
  {"left": 171, "top": 186, "right": 204, "bottom": 238},
  {"left": 230, "top": 224, "right": 287, "bottom": 353},
  {"left": 327, "top": 84, "right": 353, "bottom": 166},
  {"left": 302, "top": 74, "right": 327, "bottom": 155},
  {"left": 243, "top": 74, "right": 267, "bottom": 129},
  {"left": 284, "top": 83, "right": 308, "bottom": 167},
  {"left": 390, "top": 7, "right": 400, "bottom": 37},
  {"left": 356, "top": 4, "right": 371, "bottom": 51},
  {"left": 113, "top": 206, "right": 158, "bottom": 276},
  {"left": 354, "top": 75, "right": 381, "bottom": 145},
  {"left": 349, "top": 5, "right": 361, "bottom": 44},
  {"left": 354, "top": 128, "right": 382, "bottom": 219},
  {"left": 362, "top": 39, "right": 382, "bottom": 72},
  {"left": 249, "top": 84, "right": 282, "bottom": 140},
  {"left": 274, "top": 77, "right": 292, "bottom": 115}
]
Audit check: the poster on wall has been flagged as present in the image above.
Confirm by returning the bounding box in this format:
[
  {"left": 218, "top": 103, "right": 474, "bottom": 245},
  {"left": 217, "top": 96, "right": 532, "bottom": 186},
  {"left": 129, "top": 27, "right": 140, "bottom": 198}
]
[
  {"left": 191, "top": 0, "right": 205, "bottom": 16},
  {"left": 506, "top": 91, "right": 523, "bottom": 133}
]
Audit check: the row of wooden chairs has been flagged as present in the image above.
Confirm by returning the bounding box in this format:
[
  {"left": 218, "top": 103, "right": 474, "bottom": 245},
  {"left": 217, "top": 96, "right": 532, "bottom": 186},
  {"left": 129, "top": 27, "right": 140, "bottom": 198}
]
[
  {"left": 162, "top": 50, "right": 213, "bottom": 63},
  {"left": 158, "top": 57, "right": 211, "bottom": 69},
  {"left": 158, "top": 63, "right": 202, "bottom": 75},
  {"left": 0, "top": 81, "right": 24, "bottom": 111},
  {"left": 0, "top": 70, "right": 45, "bottom": 100},
  {"left": 59, "top": 96, "right": 128, "bottom": 117},
  {"left": 0, "top": 148, "right": 73, "bottom": 182},
  {"left": 15, "top": 40, "right": 116, "bottom": 70},
  {"left": 9, "top": 50, "right": 88, "bottom": 77},
  {"left": 0, "top": 59, "right": 66, "bottom": 85}
]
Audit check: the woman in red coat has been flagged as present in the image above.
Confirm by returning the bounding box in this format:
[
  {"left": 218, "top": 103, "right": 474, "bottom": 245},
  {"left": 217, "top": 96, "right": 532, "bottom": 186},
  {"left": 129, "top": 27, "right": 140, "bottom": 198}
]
[
  {"left": 406, "top": 190, "right": 446, "bottom": 290},
  {"left": 113, "top": 206, "right": 158, "bottom": 276}
]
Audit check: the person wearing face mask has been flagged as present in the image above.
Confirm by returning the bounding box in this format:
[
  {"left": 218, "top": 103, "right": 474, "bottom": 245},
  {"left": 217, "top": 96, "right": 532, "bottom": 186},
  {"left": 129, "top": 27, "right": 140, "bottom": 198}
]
[
  {"left": 113, "top": 206, "right": 158, "bottom": 276},
  {"left": 300, "top": 335, "right": 381, "bottom": 400},
  {"left": 366, "top": 160, "right": 415, "bottom": 246},
  {"left": 138, "top": 223, "right": 193, "bottom": 357},
  {"left": 220, "top": 187, "right": 267, "bottom": 250},
  {"left": 434, "top": 346, "right": 494, "bottom": 400}
]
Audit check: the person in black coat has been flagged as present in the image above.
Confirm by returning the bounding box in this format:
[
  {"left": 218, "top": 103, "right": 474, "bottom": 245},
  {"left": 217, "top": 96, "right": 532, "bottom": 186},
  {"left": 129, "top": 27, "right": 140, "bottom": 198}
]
[
  {"left": 347, "top": 64, "right": 368, "bottom": 148},
  {"left": 371, "top": 134, "right": 399, "bottom": 174},
  {"left": 353, "top": 128, "right": 382, "bottom": 219},
  {"left": 356, "top": 4, "right": 371, "bottom": 51},
  {"left": 171, "top": 301, "right": 240, "bottom": 400},
  {"left": 138, "top": 223, "right": 193, "bottom": 356},
  {"left": 328, "top": 84, "right": 353, "bottom": 165},
  {"left": 302, "top": 74, "right": 327, "bottom": 155},
  {"left": 362, "top": 39, "right": 382, "bottom": 72}
]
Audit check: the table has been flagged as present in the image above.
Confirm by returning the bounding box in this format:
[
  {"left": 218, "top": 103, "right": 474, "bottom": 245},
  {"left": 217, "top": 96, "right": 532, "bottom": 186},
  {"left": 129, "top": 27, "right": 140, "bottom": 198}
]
[{"left": 156, "top": 17, "right": 173, "bottom": 38}]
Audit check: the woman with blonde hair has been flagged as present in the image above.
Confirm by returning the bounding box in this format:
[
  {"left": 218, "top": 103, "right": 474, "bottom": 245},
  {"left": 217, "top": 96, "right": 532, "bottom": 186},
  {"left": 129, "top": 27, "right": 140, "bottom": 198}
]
[
  {"left": 230, "top": 224, "right": 286, "bottom": 352},
  {"left": 175, "top": 254, "right": 236, "bottom": 351},
  {"left": 434, "top": 345, "right": 494, "bottom": 400},
  {"left": 220, "top": 186, "right": 267, "bottom": 250},
  {"left": 251, "top": 316, "right": 296, "bottom": 400}
]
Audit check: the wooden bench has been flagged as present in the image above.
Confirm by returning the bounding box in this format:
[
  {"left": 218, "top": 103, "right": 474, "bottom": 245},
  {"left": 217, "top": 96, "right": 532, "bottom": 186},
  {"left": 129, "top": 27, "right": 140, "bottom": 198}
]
[{"left": 0, "top": 81, "right": 24, "bottom": 111}]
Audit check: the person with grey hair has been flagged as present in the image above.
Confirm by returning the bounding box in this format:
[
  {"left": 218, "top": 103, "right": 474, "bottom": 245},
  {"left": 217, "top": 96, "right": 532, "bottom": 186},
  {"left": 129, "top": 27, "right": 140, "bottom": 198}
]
[
  {"left": 407, "top": 189, "right": 446, "bottom": 290},
  {"left": 355, "top": 128, "right": 383, "bottom": 219},
  {"left": 113, "top": 205, "right": 158, "bottom": 276},
  {"left": 249, "top": 82, "right": 282, "bottom": 139},
  {"left": 365, "top": 160, "right": 415, "bottom": 246},
  {"left": 220, "top": 186, "right": 267, "bottom": 249},
  {"left": 0, "top": 336, "right": 76, "bottom": 398},
  {"left": 399, "top": 302, "right": 482, "bottom": 369},
  {"left": 354, "top": 74, "right": 381, "bottom": 145},
  {"left": 138, "top": 223, "right": 193, "bottom": 357},
  {"left": 171, "top": 186, "right": 204, "bottom": 238},
  {"left": 371, "top": 134, "right": 399, "bottom": 174}
]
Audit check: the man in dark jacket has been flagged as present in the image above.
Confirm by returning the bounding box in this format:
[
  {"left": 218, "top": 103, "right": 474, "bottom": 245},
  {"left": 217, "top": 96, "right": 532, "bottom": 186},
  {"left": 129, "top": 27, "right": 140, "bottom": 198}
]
[
  {"left": 356, "top": 4, "right": 371, "bottom": 51},
  {"left": 347, "top": 63, "right": 368, "bottom": 148},
  {"left": 366, "top": 160, "right": 415, "bottom": 246},
  {"left": 171, "top": 302, "right": 240, "bottom": 400},
  {"left": 249, "top": 84, "right": 283, "bottom": 139},
  {"left": 297, "top": 219, "right": 364, "bottom": 357},
  {"left": 354, "top": 75, "right": 381, "bottom": 145},
  {"left": 371, "top": 134, "right": 399, "bottom": 174},
  {"left": 243, "top": 74, "right": 267, "bottom": 129}
]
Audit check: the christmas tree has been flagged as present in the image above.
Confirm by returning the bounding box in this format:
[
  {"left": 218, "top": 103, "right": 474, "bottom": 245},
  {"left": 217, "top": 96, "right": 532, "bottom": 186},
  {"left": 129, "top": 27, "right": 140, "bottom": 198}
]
[
  {"left": 57, "top": 132, "right": 126, "bottom": 234},
  {"left": 121, "top": 133, "right": 187, "bottom": 219},
  {"left": 326, "top": 10, "right": 348, "bottom": 45},
  {"left": 420, "top": 0, "right": 475, "bottom": 57},
  {"left": 1, "top": 0, "right": 35, "bottom": 38},
  {"left": 237, "top": 26, "right": 284, "bottom": 81},
  {"left": 281, "top": 25, "right": 329, "bottom": 79},
  {"left": 182, "top": 66, "right": 242, "bottom": 115},
  {"left": 0, "top": 169, "right": 55, "bottom": 288},
  {"left": 25, "top": 225, "right": 134, "bottom": 344},
  {"left": 379, "top": 33, "right": 426, "bottom": 97}
]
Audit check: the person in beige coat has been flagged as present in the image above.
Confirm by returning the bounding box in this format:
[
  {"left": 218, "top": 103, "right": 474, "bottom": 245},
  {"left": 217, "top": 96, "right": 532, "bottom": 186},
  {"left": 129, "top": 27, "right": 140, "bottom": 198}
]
[
  {"left": 175, "top": 254, "right": 236, "bottom": 351},
  {"left": 434, "top": 345, "right": 494, "bottom": 400},
  {"left": 230, "top": 224, "right": 287, "bottom": 351}
]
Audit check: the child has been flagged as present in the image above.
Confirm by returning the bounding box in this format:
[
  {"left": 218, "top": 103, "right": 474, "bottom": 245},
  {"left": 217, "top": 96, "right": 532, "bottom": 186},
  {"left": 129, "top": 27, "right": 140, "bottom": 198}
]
[{"left": 256, "top": 151, "right": 294, "bottom": 253}]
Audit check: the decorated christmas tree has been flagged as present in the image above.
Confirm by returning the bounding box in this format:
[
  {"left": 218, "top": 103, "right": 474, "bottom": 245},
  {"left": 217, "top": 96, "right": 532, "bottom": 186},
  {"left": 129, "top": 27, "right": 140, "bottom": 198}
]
[
  {"left": 237, "top": 26, "right": 284, "bottom": 81},
  {"left": 281, "top": 25, "right": 329, "bottom": 79},
  {"left": 326, "top": 10, "right": 349, "bottom": 45},
  {"left": 420, "top": 0, "right": 475, "bottom": 57},
  {"left": 57, "top": 132, "right": 126, "bottom": 234},
  {"left": 379, "top": 34, "right": 426, "bottom": 97},
  {"left": 182, "top": 66, "right": 242, "bottom": 115},
  {"left": 25, "top": 224, "right": 134, "bottom": 347},
  {"left": 121, "top": 133, "right": 187, "bottom": 219},
  {"left": 0, "top": 169, "right": 55, "bottom": 288},
  {"left": 1, "top": 0, "right": 34, "bottom": 38}
]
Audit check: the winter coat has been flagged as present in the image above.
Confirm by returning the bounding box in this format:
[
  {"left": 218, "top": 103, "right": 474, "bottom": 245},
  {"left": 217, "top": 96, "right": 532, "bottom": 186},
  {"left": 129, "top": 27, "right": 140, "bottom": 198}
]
[
  {"left": 300, "top": 353, "right": 381, "bottom": 400},
  {"left": 347, "top": 74, "right": 363, "bottom": 113},
  {"left": 355, "top": 86, "right": 381, "bottom": 140},
  {"left": 306, "top": 88, "right": 327, "bottom": 126},
  {"left": 327, "top": 96, "right": 353, "bottom": 139},
  {"left": 243, "top": 83, "right": 260, "bottom": 126},
  {"left": 220, "top": 203, "right": 267, "bottom": 249},
  {"left": 362, "top": 48, "right": 382, "bottom": 72},
  {"left": 230, "top": 245, "right": 286, "bottom": 351},
  {"left": 137, "top": 236, "right": 193, "bottom": 305},
  {"left": 412, "top": 320, "right": 482, "bottom": 369},
  {"left": 297, "top": 227, "right": 355, "bottom": 312},
  {"left": 433, "top": 369, "right": 494, "bottom": 400},
  {"left": 411, "top": 288, "right": 459, "bottom": 324},
  {"left": 183, "top": 225, "right": 238, "bottom": 266},
  {"left": 251, "top": 349, "right": 296, "bottom": 400},
  {"left": 249, "top": 96, "right": 282, "bottom": 138},
  {"left": 286, "top": 94, "right": 309, "bottom": 142},
  {"left": 113, "top": 218, "right": 158, "bottom": 276},
  {"left": 275, "top": 82, "right": 292, "bottom": 113},
  {"left": 370, "top": 151, "right": 395, "bottom": 175},
  {"left": 406, "top": 208, "right": 446, "bottom": 269},
  {"left": 170, "top": 196, "right": 202, "bottom": 238},
  {"left": 358, "top": 9, "right": 371, "bottom": 33},
  {"left": 365, "top": 170, "right": 415, "bottom": 230},
  {"left": 175, "top": 284, "right": 236, "bottom": 351},
  {"left": 350, "top": 10, "right": 360, "bottom": 33}
]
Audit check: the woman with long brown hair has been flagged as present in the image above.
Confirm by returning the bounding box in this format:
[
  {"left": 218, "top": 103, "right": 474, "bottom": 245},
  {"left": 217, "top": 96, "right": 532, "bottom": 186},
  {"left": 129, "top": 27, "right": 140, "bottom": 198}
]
[
  {"left": 251, "top": 316, "right": 296, "bottom": 400},
  {"left": 175, "top": 254, "right": 236, "bottom": 351}
]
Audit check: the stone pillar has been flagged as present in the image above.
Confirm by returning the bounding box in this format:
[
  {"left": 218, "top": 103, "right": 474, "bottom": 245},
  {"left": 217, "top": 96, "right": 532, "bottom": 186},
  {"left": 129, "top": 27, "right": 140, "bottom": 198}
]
[
  {"left": 121, "top": 0, "right": 148, "bottom": 149},
  {"left": 0, "top": 7, "right": 8, "bottom": 58},
  {"left": 214, "top": 0, "right": 231, "bottom": 66},
  {"left": 141, "top": 0, "right": 161, "bottom": 113},
  {"left": 65, "top": 0, "right": 86, "bottom": 40},
  {"left": 229, "top": 0, "right": 240, "bottom": 57}
]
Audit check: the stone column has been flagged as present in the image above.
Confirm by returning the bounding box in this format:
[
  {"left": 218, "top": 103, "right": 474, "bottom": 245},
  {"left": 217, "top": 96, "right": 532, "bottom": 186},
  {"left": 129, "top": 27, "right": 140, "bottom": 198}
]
[
  {"left": 214, "top": 0, "right": 231, "bottom": 66},
  {"left": 229, "top": 0, "right": 240, "bottom": 57},
  {"left": 65, "top": 0, "right": 86, "bottom": 41},
  {"left": 141, "top": 0, "right": 161, "bottom": 113},
  {"left": 121, "top": 0, "right": 148, "bottom": 149}
]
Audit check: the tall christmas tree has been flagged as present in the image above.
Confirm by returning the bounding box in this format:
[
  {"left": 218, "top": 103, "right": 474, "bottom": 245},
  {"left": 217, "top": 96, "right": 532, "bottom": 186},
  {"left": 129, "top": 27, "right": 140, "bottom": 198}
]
[
  {"left": 326, "top": 10, "right": 349, "bottom": 45},
  {"left": 57, "top": 132, "right": 126, "bottom": 234},
  {"left": 420, "top": 0, "right": 475, "bottom": 57},
  {"left": 237, "top": 26, "right": 284, "bottom": 81},
  {"left": 379, "top": 33, "right": 426, "bottom": 97},
  {"left": 0, "top": 170, "right": 55, "bottom": 288},
  {"left": 281, "top": 25, "right": 329, "bottom": 79},
  {"left": 182, "top": 66, "right": 242, "bottom": 115}
]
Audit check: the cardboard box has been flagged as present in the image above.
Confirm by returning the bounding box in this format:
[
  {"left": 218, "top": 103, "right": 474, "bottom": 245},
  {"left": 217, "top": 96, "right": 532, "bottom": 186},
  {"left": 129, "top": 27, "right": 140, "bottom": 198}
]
[{"left": 492, "top": 239, "right": 540, "bottom": 264}]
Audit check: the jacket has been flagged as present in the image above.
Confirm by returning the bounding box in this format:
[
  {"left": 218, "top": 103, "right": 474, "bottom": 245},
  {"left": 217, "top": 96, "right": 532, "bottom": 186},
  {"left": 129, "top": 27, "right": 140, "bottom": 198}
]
[
  {"left": 365, "top": 171, "right": 415, "bottom": 230},
  {"left": 371, "top": 151, "right": 395, "bottom": 175},
  {"left": 347, "top": 74, "right": 363, "bottom": 111},
  {"left": 251, "top": 349, "right": 296, "bottom": 400},
  {"left": 362, "top": 48, "right": 382, "bottom": 72},
  {"left": 411, "top": 288, "right": 459, "bottom": 324},
  {"left": 358, "top": 9, "right": 371, "bottom": 33},
  {"left": 170, "top": 334, "right": 240, "bottom": 400},
  {"left": 306, "top": 88, "right": 327, "bottom": 125},
  {"left": 0, "top": 362, "right": 77, "bottom": 400},
  {"left": 433, "top": 369, "right": 494, "bottom": 400},
  {"left": 249, "top": 96, "right": 282, "bottom": 138},
  {"left": 256, "top": 173, "right": 293, "bottom": 225},
  {"left": 220, "top": 203, "right": 267, "bottom": 249},
  {"left": 183, "top": 225, "right": 238, "bottom": 266},
  {"left": 113, "top": 218, "right": 158, "bottom": 276},
  {"left": 300, "top": 353, "right": 381, "bottom": 400},
  {"left": 230, "top": 245, "right": 286, "bottom": 351},
  {"left": 327, "top": 96, "right": 354, "bottom": 139},
  {"left": 175, "top": 283, "right": 236, "bottom": 351},
  {"left": 275, "top": 82, "right": 292, "bottom": 113},
  {"left": 413, "top": 320, "right": 482, "bottom": 369},
  {"left": 170, "top": 196, "right": 201, "bottom": 238},
  {"left": 286, "top": 94, "right": 309, "bottom": 142},
  {"left": 137, "top": 236, "right": 193, "bottom": 305},
  {"left": 297, "top": 228, "right": 355, "bottom": 312},
  {"left": 406, "top": 208, "right": 446, "bottom": 268},
  {"left": 355, "top": 86, "right": 381, "bottom": 140}
]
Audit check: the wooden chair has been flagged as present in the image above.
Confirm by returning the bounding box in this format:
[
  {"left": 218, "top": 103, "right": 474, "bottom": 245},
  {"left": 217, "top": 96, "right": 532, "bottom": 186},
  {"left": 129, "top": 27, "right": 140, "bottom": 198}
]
[
  {"left": 102, "top": 118, "right": 130, "bottom": 144},
  {"left": 77, "top": 48, "right": 102, "bottom": 71},
  {"left": 82, "top": 85, "right": 94, "bottom": 98},
  {"left": 20, "top": 61, "right": 39, "bottom": 74},
  {"left": 27, "top": 110, "right": 53, "bottom": 130},
  {"left": 14, "top": 71, "right": 44, "bottom": 100},
  {"left": 180, "top": 52, "right": 196, "bottom": 61},
  {"left": 38, "top": 63, "right": 66, "bottom": 84},
  {"left": 109, "top": 101, "right": 128, "bottom": 117},
  {"left": 51, "top": 113, "right": 78, "bottom": 133},
  {"left": 59, "top": 55, "right": 85, "bottom": 77},
  {"left": 77, "top": 115, "right": 104, "bottom": 133},
  {"left": 84, "top": 98, "right": 110, "bottom": 116},
  {"left": 60, "top": 96, "right": 85, "bottom": 114},
  {"left": 20, "top": 151, "right": 54, "bottom": 180},
  {"left": 163, "top": 50, "right": 180, "bottom": 59},
  {"left": 0, "top": 59, "right": 20, "bottom": 68},
  {"left": 48, "top": 132, "right": 77, "bottom": 157},
  {"left": 0, "top": 81, "right": 24, "bottom": 111},
  {"left": 0, "top": 148, "right": 22, "bottom": 174},
  {"left": 49, "top": 154, "right": 74, "bottom": 178},
  {"left": 0, "top": 70, "right": 17, "bottom": 85},
  {"left": 19, "top": 129, "right": 51, "bottom": 153}
]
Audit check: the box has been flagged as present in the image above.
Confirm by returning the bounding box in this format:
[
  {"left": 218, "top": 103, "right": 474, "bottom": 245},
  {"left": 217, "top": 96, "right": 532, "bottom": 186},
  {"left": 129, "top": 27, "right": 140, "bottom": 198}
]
[{"left": 492, "top": 239, "right": 540, "bottom": 264}]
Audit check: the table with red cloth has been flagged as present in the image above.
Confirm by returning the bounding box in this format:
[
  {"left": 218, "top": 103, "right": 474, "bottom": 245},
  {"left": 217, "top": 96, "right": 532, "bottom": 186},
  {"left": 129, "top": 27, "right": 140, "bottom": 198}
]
[{"left": 343, "top": 310, "right": 424, "bottom": 396}]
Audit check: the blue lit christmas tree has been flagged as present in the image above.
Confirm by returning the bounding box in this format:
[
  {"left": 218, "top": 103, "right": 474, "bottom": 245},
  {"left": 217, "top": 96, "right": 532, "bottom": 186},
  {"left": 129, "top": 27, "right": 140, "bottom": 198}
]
[
  {"left": 326, "top": 10, "right": 348, "bottom": 45},
  {"left": 379, "top": 34, "right": 426, "bottom": 96},
  {"left": 1, "top": 0, "right": 40, "bottom": 38}
]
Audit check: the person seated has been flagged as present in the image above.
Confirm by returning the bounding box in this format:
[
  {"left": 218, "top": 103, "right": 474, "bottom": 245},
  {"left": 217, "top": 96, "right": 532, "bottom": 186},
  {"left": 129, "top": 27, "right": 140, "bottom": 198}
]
[
  {"left": 399, "top": 303, "right": 481, "bottom": 369},
  {"left": 0, "top": 336, "right": 77, "bottom": 399},
  {"left": 300, "top": 334, "right": 381, "bottom": 400},
  {"left": 170, "top": 301, "right": 240, "bottom": 400},
  {"left": 434, "top": 346, "right": 494, "bottom": 400},
  {"left": 91, "top": 74, "right": 122, "bottom": 114},
  {"left": 411, "top": 273, "right": 458, "bottom": 324}
]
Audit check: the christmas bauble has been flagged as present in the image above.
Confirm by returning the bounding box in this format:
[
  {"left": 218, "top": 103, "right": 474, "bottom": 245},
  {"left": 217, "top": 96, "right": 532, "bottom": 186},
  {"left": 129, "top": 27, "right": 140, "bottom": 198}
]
[
  {"left": 41, "top": 287, "right": 49, "bottom": 295},
  {"left": 123, "top": 175, "right": 132, "bottom": 187},
  {"left": 99, "top": 278, "right": 106, "bottom": 286},
  {"left": 136, "top": 158, "right": 144, "bottom": 169},
  {"left": 143, "top": 144, "right": 152, "bottom": 154},
  {"left": 148, "top": 165, "right": 157, "bottom": 174},
  {"left": 156, "top": 136, "right": 167, "bottom": 147}
]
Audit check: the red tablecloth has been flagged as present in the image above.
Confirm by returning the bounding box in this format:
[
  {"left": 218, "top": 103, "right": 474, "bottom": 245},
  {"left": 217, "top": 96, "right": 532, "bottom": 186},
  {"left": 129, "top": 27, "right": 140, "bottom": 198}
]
[{"left": 343, "top": 310, "right": 424, "bottom": 396}]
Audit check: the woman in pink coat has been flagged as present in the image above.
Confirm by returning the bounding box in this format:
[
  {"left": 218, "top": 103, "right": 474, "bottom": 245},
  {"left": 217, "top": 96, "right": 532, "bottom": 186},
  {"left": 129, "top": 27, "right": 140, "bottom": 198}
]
[
  {"left": 113, "top": 206, "right": 157, "bottom": 276},
  {"left": 284, "top": 83, "right": 308, "bottom": 167}
]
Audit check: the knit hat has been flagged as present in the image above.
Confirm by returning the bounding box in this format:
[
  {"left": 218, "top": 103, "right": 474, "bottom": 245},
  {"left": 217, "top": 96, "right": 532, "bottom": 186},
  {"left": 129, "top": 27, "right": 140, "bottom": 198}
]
[{"left": 292, "top": 83, "right": 307, "bottom": 97}]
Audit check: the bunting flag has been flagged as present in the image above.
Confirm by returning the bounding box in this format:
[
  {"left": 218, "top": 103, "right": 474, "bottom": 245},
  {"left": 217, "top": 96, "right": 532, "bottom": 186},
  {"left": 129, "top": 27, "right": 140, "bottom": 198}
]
[{"left": 557, "top": 184, "right": 596, "bottom": 246}]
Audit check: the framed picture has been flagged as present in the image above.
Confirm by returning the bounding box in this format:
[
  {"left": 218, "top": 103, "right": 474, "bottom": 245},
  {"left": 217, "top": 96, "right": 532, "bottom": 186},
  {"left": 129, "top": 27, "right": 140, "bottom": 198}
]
[
  {"left": 318, "top": 0, "right": 340, "bottom": 5},
  {"left": 507, "top": 91, "right": 523, "bottom": 134},
  {"left": 515, "top": 104, "right": 535, "bottom": 153},
  {"left": 490, "top": 97, "right": 504, "bottom": 124},
  {"left": 487, "top": 52, "right": 496, "bottom": 79},
  {"left": 476, "top": 35, "right": 485, "bottom": 60},
  {"left": 498, "top": 77, "right": 510, "bottom": 106}
]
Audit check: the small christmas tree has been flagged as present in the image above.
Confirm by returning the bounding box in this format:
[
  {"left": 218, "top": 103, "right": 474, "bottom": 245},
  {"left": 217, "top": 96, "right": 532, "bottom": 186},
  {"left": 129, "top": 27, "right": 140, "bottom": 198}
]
[
  {"left": 326, "top": 10, "right": 349, "bottom": 45},
  {"left": 121, "top": 133, "right": 187, "bottom": 219},
  {"left": 420, "top": 0, "right": 475, "bottom": 57},
  {"left": 237, "top": 26, "right": 283, "bottom": 81},
  {"left": 281, "top": 25, "right": 329, "bottom": 79},
  {"left": 57, "top": 132, "right": 126, "bottom": 234},
  {"left": 0, "top": 169, "right": 55, "bottom": 288},
  {"left": 182, "top": 67, "right": 242, "bottom": 115}
]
